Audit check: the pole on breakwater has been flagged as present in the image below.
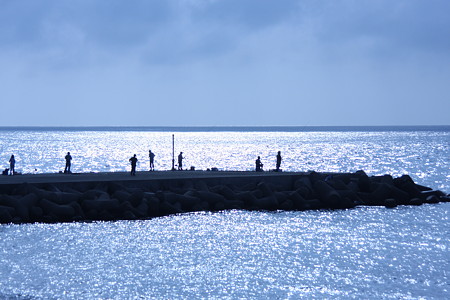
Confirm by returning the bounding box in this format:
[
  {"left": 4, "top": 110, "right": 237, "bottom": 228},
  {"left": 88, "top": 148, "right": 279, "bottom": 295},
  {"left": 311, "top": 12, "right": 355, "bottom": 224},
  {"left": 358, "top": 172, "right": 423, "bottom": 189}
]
[{"left": 171, "top": 134, "right": 175, "bottom": 171}]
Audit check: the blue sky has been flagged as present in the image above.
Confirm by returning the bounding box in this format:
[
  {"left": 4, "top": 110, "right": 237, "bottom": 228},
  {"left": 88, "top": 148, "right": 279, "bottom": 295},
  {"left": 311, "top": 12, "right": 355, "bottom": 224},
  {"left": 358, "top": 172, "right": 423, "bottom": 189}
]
[{"left": 1, "top": 0, "right": 449, "bottom": 126}]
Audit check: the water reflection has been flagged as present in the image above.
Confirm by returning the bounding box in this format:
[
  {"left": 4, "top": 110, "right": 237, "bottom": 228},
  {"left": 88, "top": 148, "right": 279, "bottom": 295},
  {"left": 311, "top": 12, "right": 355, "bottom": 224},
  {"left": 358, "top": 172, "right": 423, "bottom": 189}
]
[
  {"left": 0, "top": 130, "right": 448, "bottom": 190},
  {"left": 0, "top": 206, "right": 449, "bottom": 298}
]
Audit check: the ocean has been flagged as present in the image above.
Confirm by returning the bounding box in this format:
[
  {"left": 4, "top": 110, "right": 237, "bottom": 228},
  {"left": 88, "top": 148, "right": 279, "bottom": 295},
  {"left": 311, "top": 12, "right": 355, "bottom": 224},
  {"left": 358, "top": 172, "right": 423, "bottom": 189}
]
[{"left": 0, "top": 126, "right": 449, "bottom": 299}]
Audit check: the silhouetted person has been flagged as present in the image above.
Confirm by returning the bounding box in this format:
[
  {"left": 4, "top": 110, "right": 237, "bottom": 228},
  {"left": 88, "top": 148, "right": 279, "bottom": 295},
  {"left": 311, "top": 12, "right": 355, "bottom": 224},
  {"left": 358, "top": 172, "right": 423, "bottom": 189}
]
[
  {"left": 149, "top": 150, "right": 155, "bottom": 171},
  {"left": 64, "top": 152, "right": 72, "bottom": 174},
  {"left": 255, "top": 156, "right": 263, "bottom": 172},
  {"left": 276, "top": 151, "right": 282, "bottom": 171},
  {"left": 129, "top": 154, "right": 138, "bottom": 176},
  {"left": 178, "top": 152, "right": 184, "bottom": 170},
  {"left": 9, "top": 155, "right": 15, "bottom": 175}
]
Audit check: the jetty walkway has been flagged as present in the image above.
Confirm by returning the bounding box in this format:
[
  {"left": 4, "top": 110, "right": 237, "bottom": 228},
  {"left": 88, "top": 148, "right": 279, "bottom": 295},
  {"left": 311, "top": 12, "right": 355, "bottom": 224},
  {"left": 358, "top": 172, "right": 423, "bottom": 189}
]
[{"left": 0, "top": 170, "right": 305, "bottom": 185}]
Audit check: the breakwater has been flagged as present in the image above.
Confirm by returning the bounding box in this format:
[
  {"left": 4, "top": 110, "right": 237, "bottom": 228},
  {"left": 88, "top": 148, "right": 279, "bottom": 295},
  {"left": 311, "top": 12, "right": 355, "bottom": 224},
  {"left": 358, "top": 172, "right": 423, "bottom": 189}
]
[{"left": 0, "top": 171, "right": 448, "bottom": 224}]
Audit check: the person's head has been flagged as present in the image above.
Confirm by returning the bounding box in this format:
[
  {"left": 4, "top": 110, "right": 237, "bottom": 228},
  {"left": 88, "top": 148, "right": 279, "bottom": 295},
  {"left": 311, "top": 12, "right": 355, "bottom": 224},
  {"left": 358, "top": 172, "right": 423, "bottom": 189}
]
[
  {"left": 258, "top": 156, "right": 260, "bottom": 159},
  {"left": 134, "top": 154, "right": 136, "bottom": 157},
  {"left": 278, "top": 151, "right": 281, "bottom": 154},
  {"left": 67, "top": 152, "right": 70, "bottom": 155},
  {"left": 11, "top": 154, "right": 14, "bottom": 158}
]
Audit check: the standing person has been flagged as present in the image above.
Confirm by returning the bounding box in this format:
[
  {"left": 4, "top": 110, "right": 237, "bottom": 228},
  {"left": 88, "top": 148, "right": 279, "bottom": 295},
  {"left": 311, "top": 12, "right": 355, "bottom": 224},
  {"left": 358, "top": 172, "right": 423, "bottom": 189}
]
[
  {"left": 276, "top": 151, "right": 282, "bottom": 172},
  {"left": 64, "top": 152, "right": 72, "bottom": 174},
  {"left": 129, "top": 154, "right": 138, "bottom": 176},
  {"left": 255, "top": 156, "right": 263, "bottom": 172},
  {"left": 178, "top": 152, "right": 184, "bottom": 170},
  {"left": 9, "top": 155, "right": 15, "bottom": 175},
  {"left": 149, "top": 150, "right": 155, "bottom": 171}
]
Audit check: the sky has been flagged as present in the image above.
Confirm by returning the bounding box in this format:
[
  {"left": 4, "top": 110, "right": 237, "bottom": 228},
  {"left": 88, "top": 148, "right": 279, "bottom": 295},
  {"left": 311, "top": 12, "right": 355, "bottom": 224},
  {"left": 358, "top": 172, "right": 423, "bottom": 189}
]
[{"left": 1, "top": 0, "right": 449, "bottom": 127}]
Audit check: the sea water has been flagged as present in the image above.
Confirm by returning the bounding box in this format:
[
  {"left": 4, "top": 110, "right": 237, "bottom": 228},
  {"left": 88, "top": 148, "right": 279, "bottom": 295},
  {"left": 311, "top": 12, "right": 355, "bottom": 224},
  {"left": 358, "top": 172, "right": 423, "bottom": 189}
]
[
  {"left": 1, "top": 126, "right": 449, "bottom": 190},
  {"left": 0, "top": 126, "right": 449, "bottom": 299}
]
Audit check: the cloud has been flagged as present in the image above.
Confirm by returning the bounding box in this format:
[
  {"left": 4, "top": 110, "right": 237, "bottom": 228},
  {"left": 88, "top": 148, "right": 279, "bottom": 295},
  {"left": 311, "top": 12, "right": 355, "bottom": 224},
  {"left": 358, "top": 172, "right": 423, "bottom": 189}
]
[
  {"left": 0, "top": 0, "right": 449, "bottom": 126},
  {"left": 0, "top": 1, "right": 171, "bottom": 46},
  {"left": 2, "top": 0, "right": 449, "bottom": 68},
  {"left": 299, "top": 0, "right": 450, "bottom": 59},
  {"left": 189, "top": 0, "right": 299, "bottom": 29}
]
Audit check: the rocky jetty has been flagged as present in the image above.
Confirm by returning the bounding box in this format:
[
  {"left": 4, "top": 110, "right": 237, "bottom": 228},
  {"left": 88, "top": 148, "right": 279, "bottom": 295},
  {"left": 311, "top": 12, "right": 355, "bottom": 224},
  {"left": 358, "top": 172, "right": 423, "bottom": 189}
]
[{"left": 0, "top": 171, "right": 448, "bottom": 224}]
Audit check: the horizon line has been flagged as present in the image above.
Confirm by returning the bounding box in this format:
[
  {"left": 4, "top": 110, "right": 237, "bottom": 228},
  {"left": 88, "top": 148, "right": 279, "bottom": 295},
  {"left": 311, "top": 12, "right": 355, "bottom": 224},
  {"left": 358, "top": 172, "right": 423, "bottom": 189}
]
[{"left": 0, "top": 125, "right": 449, "bottom": 132}]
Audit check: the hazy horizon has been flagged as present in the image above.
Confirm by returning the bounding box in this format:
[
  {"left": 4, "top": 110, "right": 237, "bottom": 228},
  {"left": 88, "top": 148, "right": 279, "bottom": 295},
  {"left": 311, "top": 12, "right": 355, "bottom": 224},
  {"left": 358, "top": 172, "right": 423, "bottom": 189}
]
[
  {"left": 0, "top": 125, "right": 448, "bottom": 132},
  {"left": 1, "top": 0, "right": 449, "bottom": 126}
]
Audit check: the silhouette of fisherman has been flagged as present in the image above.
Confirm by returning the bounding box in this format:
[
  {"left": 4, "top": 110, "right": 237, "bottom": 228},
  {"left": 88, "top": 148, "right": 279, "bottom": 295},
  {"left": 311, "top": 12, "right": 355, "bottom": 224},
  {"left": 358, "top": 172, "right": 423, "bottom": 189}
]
[
  {"left": 64, "top": 152, "right": 72, "bottom": 174},
  {"left": 9, "top": 155, "right": 15, "bottom": 175},
  {"left": 149, "top": 150, "right": 155, "bottom": 171},
  {"left": 129, "top": 154, "right": 138, "bottom": 176},
  {"left": 178, "top": 152, "right": 184, "bottom": 170},
  {"left": 255, "top": 156, "right": 263, "bottom": 172},
  {"left": 276, "top": 151, "right": 282, "bottom": 171}
]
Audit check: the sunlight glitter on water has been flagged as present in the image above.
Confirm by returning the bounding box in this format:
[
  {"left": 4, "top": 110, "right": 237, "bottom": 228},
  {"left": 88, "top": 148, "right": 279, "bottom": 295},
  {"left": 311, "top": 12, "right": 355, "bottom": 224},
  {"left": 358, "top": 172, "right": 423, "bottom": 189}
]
[
  {"left": 1, "top": 129, "right": 449, "bottom": 190},
  {"left": 1, "top": 128, "right": 449, "bottom": 299},
  {"left": 1, "top": 206, "right": 449, "bottom": 299}
]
